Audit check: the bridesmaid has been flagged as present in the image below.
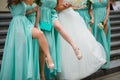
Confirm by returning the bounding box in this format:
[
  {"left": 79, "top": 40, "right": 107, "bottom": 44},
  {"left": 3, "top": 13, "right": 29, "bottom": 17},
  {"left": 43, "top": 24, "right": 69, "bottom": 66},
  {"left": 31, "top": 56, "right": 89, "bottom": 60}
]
[
  {"left": 92, "top": 0, "right": 111, "bottom": 69},
  {"left": 23, "top": 0, "right": 59, "bottom": 79},
  {"left": 0, "top": 0, "right": 54, "bottom": 80},
  {"left": 75, "top": 0, "right": 94, "bottom": 31},
  {"left": 36, "top": 0, "right": 62, "bottom": 80},
  {"left": 36, "top": 0, "right": 82, "bottom": 79},
  {"left": 23, "top": 0, "right": 41, "bottom": 79}
]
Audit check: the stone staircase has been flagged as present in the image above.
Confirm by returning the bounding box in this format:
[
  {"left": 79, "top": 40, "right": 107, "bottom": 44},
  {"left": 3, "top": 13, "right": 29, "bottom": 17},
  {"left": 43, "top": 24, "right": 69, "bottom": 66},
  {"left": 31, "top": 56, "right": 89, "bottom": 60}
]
[
  {"left": 0, "top": 12, "right": 11, "bottom": 63},
  {"left": 0, "top": 11, "right": 120, "bottom": 79},
  {"left": 110, "top": 10, "right": 120, "bottom": 60}
]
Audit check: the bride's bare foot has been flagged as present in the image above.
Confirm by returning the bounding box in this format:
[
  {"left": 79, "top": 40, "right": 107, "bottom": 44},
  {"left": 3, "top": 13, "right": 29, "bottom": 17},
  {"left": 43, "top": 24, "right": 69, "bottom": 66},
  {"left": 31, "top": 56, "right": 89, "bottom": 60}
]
[
  {"left": 74, "top": 47, "right": 82, "bottom": 60},
  {"left": 45, "top": 57, "right": 54, "bottom": 70}
]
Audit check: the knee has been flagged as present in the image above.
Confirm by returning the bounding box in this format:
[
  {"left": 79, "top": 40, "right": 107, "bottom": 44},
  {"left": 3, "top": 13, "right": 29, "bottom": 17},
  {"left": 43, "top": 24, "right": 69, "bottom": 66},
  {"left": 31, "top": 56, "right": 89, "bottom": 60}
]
[
  {"left": 55, "top": 24, "right": 62, "bottom": 31},
  {"left": 54, "top": 20, "right": 62, "bottom": 31},
  {"left": 37, "top": 30, "right": 44, "bottom": 38}
]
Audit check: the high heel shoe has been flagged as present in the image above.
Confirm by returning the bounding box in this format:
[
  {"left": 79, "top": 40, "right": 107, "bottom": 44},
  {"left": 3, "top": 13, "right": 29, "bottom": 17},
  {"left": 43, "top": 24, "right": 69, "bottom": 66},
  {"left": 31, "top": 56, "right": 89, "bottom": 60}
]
[
  {"left": 74, "top": 48, "right": 82, "bottom": 60},
  {"left": 45, "top": 58, "right": 54, "bottom": 70}
]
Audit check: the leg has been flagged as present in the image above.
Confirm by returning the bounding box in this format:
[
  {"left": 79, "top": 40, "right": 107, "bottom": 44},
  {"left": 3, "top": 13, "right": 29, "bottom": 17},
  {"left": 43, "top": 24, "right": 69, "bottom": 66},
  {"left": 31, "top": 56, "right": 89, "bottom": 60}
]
[
  {"left": 54, "top": 20, "right": 82, "bottom": 60},
  {"left": 32, "top": 28, "right": 54, "bottom": 69},
  {"left": 40, "top": 50, "right": 45, "bottom": 80}
]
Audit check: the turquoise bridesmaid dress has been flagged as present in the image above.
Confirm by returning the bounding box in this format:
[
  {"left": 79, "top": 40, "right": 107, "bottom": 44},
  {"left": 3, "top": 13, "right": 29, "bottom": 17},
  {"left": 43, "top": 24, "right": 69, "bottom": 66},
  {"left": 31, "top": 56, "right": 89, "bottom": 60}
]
[
  {"left": 92, "top": 0, "right": 111, "bottom": 69},
  {"left": 39, "top": 0, "right": 61, "bottom": 79},
  {"left": 25, "top": 3, "right": 40, "bottom": 79},
  {"left": 75, "top": 0, "right": 91, "bottom": 28},
  {"left": 0, "top": 2, "right": 40, "bottom": 80}
]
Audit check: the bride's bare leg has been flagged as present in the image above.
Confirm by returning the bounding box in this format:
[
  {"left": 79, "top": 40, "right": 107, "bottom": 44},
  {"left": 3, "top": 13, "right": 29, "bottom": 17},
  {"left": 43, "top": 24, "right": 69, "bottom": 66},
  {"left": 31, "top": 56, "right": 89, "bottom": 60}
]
[
  {"left": 54, "top": 20, "right": 82, "bottom": 60},
  {"left": 32, "top": 28, "right": 54, "bottom": 69}
]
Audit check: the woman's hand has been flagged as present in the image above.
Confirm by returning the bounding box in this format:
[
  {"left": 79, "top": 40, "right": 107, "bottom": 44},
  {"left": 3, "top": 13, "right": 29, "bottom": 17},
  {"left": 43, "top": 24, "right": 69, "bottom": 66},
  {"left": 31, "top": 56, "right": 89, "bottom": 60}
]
[
  {"left": 103, "top": 18, "right": 108, "bottom": 26},
  {"left": 33, "top": 5, "right": 39, "bottom": 12},
  {"left": 34, "top": 24, "right": 38, "bottom": 28},
  {"left": 55, "top": 2, "right": 71, "bottom": 12},
  {"left": 79, "top": 5, "right": 87, "bottom": 9},
  {"left": 90, "top": 18, "right": 94, "bottom": 26},
  {"left": 63, "top": 2, "right": 71, "bottom": 8}
]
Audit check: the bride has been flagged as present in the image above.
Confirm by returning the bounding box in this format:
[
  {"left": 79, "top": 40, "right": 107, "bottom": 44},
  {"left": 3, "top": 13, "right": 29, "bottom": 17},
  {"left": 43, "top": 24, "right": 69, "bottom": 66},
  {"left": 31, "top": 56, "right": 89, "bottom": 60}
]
[{"left": 56, "top": 0, "right": 107, "bottom": 79}]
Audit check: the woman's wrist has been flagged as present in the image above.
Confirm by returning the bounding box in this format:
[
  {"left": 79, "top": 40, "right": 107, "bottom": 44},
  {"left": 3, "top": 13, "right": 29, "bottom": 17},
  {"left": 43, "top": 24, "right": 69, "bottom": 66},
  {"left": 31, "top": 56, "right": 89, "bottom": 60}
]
[
  {"left": 91, "top": 17, "right": 94, "bottom": 21},
  {"left": 32, "top": 8, "right": 36, "bottom": 12},
  {"left": 34, "top": 23, "right": 38, "bottom": 28}
]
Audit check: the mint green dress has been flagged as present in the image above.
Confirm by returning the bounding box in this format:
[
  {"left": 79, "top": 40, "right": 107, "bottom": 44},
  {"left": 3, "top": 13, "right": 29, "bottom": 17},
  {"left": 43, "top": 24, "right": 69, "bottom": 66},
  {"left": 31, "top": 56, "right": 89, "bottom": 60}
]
[
  {"left": 25, "top": 3, "right": 40, "bottom": 79},
  {"left": 39, "top": 0, "right": 61, "bottom": 79},
  {"left": 76, "top": 0, "right": 91, "bottom": 28},
  {"left": 0, "top": 2, "right": 40, "bottom": 80},
  {"left": 92, "top": 0, "right": 110, "bottom": 69}
]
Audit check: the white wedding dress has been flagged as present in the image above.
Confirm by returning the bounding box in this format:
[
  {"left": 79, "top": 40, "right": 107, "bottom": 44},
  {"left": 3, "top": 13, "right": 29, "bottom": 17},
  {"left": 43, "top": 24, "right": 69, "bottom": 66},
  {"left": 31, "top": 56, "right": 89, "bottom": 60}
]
[{"left": 57, "top": 4, "right": 107, "bottom": 80}]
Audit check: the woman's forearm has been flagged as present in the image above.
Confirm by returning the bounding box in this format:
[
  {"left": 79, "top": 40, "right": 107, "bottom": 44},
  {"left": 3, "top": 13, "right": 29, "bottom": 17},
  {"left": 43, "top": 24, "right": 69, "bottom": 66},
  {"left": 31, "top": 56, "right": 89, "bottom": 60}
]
[
  {"left": 35, "top": 9, "right": 40, "bottom": 27},
  {"left": 26, "top": 8, "right": 36, "bottom": 15},
  {"left": 88, "top": 7, "right": 94, "bottom": 20},
  {"left": 105, "top": 0, "right": 110, "bottom": 21},
  {"left": 26, "top": 5, "right": 38, "bottom": 15}
]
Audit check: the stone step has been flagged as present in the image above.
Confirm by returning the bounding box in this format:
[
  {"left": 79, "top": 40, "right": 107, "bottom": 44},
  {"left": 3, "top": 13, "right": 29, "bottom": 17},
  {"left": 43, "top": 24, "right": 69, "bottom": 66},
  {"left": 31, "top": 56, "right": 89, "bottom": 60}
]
[
  {"left": 110, "top": 10, "right": 120, "bottom": 15},
  {"left": 93, "top": 71, "right": 120, "bottom": 80},
  {"left": 110, "top": 15, "right": 120, "bottom": 21},
  {"left": 0, "top": 13, "right": 11, "bottom": 22},
  {"left": 111, "top": 26, "right": 120, "bottom": 31},
  {"left": 0, "top": 39, "right": 5, "bottom": 45},
  {"left": 0, "top": 30, "right": 8, "bottom": 34},
  {"left": 0, "top": 22, "right": 10, "bottom": 30},
  {"left": 111, "top": 37, "right": 120, "bottom": 42},
  {"left": 0, "top": 60, "right": 2, "bottom": 69},
  {"left": 0, "top": 30, "right": 8, "bottom": 35},
  {"left": 111, "top": 26, "right": 120, "bottom": 34},
  {"left": 111, "top": 49, "right": 120, "bottom": 55},
  {"left": 110, "top": 21, "right": 120, "bottom": 27},
  {"left": 0, "top": 49, "right": 3, "bottom": 60},
  {"left": 111, "top": 33, "right": 120, "bottom": 38},
  {"left": 0, "top": 45, "right": 4, "bottom": 49},
  {"left": 111, "top": 49, "right": 120, "bottom": 61},
  {"left": 0, "top": 26, "right": 9, "bottom": 30},
  {"left": 111, "top": 41, "right": 120, "bottom": 49},
  {"left": 0, "top": 13, "right": 11, "bottom": 19},
  {"left": 0, "top": 22, "right": 10, "bottom": 27},
  {"left": 0, "top": 19, "right": 11, "bottom": 22},
  {"left": 82, "top": 59, "right": 120, "bottom": 80},
  {"left": 0, "top": 13, "right": 11, "bottom": 24},
  {"left": 0, "top": 35, "right": 6, "bottom": 39},
  {"left": 0, "top": 36, "right": 6, "bottom": 48},
  {"left": 111, "top": 33, "right": 120, "bottom": 42},
  {"left": 111, "top": 45, "right": 120, "bottom": 51}
]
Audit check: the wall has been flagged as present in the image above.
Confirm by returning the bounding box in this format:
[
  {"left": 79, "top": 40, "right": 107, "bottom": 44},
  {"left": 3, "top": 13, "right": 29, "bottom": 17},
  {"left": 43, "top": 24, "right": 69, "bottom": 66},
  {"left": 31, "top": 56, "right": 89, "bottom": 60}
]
[{"left": 0, "top": 0, "right": 9, "bottom": 11}]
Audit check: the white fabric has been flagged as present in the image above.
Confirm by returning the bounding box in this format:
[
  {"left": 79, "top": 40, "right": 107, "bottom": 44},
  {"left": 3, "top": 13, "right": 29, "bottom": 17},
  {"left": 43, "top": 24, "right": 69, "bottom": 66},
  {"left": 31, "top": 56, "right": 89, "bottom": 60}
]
[
  {"left": 57, "top": 8, "right": 106, "bottom": 80},
  {"left": 112, "top": 3, "right": 120, "bottom": 11}
]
